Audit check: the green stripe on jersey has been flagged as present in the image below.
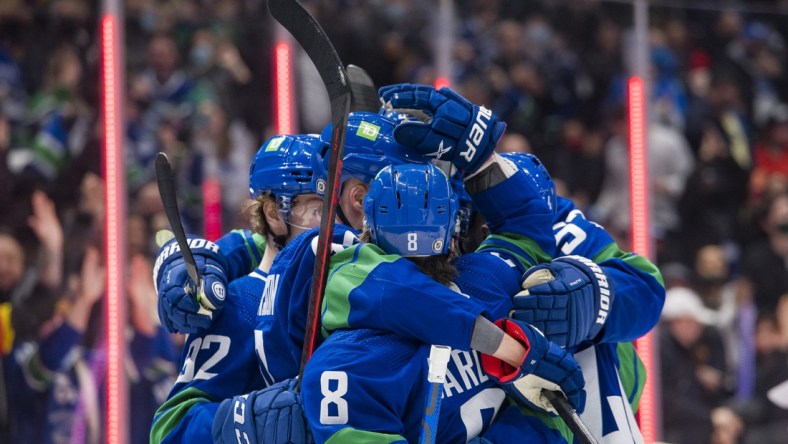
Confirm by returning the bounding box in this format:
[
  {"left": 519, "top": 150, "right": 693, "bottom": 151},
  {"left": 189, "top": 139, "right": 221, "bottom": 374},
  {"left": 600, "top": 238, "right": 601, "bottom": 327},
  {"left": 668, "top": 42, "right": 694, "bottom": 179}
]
[
  {"left": 508, "top": 397, "right": 573, "bottom": 443},
  {"left": 616, "top": 342, "right": 646, "bottom": 412},
  {"left": 150, "top": 387, "right": 213, "bottom": 443},
  {"left": 592, "top": 244, "right": 664, "bottom": 287},
  {"left": 324, "top": 427, "right": 406, "bottom": 444},
  {"left": 476, "top": 232, "right": 552, "bottom": 269},
  {"left": 321, "top": 244, "right": 400, "bottom": 335},
  {"left": 231, "top": 229, "right": 267, "bottom": 272}
]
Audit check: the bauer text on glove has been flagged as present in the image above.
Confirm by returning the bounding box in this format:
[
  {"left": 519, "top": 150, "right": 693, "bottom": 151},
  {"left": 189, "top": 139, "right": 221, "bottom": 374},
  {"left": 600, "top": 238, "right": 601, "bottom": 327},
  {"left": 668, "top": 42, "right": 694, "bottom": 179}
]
[
  {"left": 379, "top": 83, "right": 505, "bottom": 174},
  {"left": 511, "top": 256, "right": 614, "bottom": 349}
]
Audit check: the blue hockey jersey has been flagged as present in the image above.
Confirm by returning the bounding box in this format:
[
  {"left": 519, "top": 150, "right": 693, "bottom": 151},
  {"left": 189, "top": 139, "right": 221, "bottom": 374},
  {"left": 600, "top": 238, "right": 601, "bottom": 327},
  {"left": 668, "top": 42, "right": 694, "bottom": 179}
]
[
  {"left": 302, "top": 194, "right": 663, "bottom": 443},
  {"left": 254, "top": 225, "right": 360, "bottom": 385},
  {"left": 549, "top": 196, "right": 664, "bottom": 347},
  {"left": 151, "top": 267, "right": 268, "bottom": 443},
  {"left": 302, "top": 250, "right": 523, "bottom": 443}
]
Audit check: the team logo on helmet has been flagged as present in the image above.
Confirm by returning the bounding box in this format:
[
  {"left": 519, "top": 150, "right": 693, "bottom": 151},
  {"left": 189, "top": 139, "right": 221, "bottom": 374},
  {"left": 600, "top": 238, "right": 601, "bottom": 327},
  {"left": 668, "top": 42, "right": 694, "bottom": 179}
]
[{"left": 432, "top": 239, "right": 444, "bottom": 253}]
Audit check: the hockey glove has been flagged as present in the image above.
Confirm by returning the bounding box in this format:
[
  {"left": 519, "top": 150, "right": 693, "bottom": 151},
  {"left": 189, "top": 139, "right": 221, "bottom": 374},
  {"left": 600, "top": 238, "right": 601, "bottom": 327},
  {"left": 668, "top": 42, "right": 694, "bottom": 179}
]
[
  {"left": 480, "top": 318, "right": 585, "bottom": 414},
  {"left": 153, "top": 236, "right": 228, "bottom": 334},
  {"left": 378, "top": 83, "right": 506, "bottom": 174},
  {"left": 511, "top": 256, "right": 614, "bottom": 349},
  {"left": 212, "top": 378, "right": 314, "bottom": 444}
]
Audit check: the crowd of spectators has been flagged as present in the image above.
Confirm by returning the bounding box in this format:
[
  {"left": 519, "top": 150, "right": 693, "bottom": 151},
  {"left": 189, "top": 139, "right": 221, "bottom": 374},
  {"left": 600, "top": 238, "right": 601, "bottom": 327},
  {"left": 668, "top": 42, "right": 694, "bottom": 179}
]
[{"left": 1, "top": 0, "right": 788, "bottom": 442}]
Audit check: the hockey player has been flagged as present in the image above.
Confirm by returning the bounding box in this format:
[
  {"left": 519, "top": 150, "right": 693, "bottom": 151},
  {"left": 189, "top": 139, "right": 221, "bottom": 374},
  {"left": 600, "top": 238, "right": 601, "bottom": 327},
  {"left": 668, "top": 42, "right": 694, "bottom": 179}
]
[
  {"left": 478, "top": 152, "right": 663, "bottom": 443},
  {"left": 155, "top": 112, "right": 430, "bottom": 336},
  {"left": 300, "top": 162, "right": 585, "bottom": 443},
  {"left": 151, "top": 112, "right": 433, "bottom": 444},
  {"left": 150, "top": 133, "right": 326, "bottom": 443}
]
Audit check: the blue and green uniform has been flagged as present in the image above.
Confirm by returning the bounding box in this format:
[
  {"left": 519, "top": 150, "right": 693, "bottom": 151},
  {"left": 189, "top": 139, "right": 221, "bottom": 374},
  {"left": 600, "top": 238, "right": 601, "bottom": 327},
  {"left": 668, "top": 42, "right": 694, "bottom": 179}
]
[
  {"left": 150, "top": 267, "right": 267, "bottom": 443},
  {"left": 482, "top": 196, "right": 663, "bottom": 443},
  {"left": 254, "top": 226, "right": 360, "bottom": 384},
  {"left": 150, "top": 229, "right": 267, "bottom": 443},
  {"left": 302, "top": 247, "right": 525, "bottom": 443},
  {"left": 300, "top": 169, "right": 558, "bottom": 443},
  {"left": 302, "top": 193, "right": 663, "bottom": 443}
]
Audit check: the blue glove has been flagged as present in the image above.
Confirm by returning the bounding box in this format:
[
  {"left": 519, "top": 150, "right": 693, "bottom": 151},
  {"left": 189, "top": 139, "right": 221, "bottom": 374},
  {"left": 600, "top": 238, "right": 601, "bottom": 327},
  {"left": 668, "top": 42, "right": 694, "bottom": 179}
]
[
  {"left": 480, "top": 318, "right": 585, "bottom": 414},
  {"left": 378, "top": 83, "right": 506, "bottom": 174},
  {"left": 212, "top": 378, "right": 314, "bottom": 444},
  {"left": 153, "top": 236, "right": 228, "bottom": 334},
  {"left": 511, "top": 256, "right": 614, "bottom": 349}
]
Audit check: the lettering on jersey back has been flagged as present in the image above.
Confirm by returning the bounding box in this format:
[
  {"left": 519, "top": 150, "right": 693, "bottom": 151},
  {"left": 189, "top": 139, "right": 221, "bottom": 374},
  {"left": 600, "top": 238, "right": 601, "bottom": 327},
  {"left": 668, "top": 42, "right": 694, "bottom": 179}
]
[
  {"left": 258, "top": 274, "right": 280, "bottom": 316},
  {"left": 442, "top": 350, "right": 489, "bottom": 398}
]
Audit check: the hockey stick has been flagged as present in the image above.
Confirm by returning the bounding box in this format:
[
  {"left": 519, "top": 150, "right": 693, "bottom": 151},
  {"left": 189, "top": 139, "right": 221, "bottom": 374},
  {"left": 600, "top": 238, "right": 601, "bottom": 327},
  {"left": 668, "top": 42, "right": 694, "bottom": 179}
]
[
  {"left": 154, "top": 153, "right": 210, "bottom": 314},
  {"left": 267, "top": 0, "right": 351, "bottom": 389},
  {"left": 544, "top": 389, "right": 598, "bottom": 444},
  {"left": 347, "top": 64, "right": 380, "bottom": 112},
  {"left": 419, "top": 345, "right": 451, "bottom": 444}
]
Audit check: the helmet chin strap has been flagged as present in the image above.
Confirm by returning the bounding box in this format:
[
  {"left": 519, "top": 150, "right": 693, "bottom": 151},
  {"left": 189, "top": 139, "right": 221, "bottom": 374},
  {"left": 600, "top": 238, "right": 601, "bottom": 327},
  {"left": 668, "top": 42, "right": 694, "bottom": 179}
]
[
  {"left": 271, "top": 216, "right": 291, "bottom": 250},
  {"left": 335, "top": 181, "right": 359, "bottom": 228},
  {"left": 336, "top": 203, "right": 352, "bottom": 227},
  {"left": 272, "top": 232, "right": 289, "bottom": 250}
]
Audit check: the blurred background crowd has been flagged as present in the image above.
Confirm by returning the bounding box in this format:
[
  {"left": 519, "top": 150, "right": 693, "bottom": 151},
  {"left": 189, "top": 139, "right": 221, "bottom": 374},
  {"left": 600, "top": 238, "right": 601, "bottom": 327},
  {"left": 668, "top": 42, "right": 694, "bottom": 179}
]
[{"left": 0, "top": 0, "right": 787, "bottom": 443}]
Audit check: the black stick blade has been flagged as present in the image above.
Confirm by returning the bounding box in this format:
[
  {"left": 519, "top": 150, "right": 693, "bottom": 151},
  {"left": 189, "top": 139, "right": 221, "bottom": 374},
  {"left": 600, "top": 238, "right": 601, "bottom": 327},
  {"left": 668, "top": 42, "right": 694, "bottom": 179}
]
[
  {"left": 347, "top": 64, "right": 380, "bottom": 112},
  {"left": 154, "top": 152, "right": 201, "bottom": 289},
  {"left": 268, "top": 0, "right": 349, "bottom": 101}
]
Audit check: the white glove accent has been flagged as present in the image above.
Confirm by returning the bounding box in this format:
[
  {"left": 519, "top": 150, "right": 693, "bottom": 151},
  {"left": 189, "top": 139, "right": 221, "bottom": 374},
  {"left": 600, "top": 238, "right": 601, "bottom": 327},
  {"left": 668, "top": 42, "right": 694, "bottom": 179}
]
[
  {"left": 520, "top": 268, "right": 555, "bottom": 292},
  {"left": 513, "top": 374, "right": 561, "bottom": 414}
]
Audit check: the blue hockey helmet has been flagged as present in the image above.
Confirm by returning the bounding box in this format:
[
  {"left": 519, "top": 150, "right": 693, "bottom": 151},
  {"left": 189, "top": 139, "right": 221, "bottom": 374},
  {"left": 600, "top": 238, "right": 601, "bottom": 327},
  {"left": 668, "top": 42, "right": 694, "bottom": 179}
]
[
  {"left": 364, "top": 163, "right": 459, "bottom": 256},
  {"left": 249, "top": 134, "right": 325, "bottom": 221},
  {"left": 312, "top": 112, "right": 430, "bottom": 194},
  {"left": 499, "top": 152, "right": 557, "bottom": 214}
]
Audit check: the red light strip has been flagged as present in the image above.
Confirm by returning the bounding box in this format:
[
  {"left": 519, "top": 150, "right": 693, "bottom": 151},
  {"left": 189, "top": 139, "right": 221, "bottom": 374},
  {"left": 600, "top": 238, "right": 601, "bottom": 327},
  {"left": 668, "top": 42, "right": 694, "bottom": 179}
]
[
  {"left": 203, "top": 178, "right": 222, "bottom": 241},
  {"left": 274, "top": 42, "right": 293, "bottom": 135},
  {"left": 101, "top": 14, "right": 128, "bottom": 444},
  {"left": 434, "top": 76, "right": 451, "bottom": 90},
  {"left": 628, "top": 76, "right": 659, "bottom": 443}
]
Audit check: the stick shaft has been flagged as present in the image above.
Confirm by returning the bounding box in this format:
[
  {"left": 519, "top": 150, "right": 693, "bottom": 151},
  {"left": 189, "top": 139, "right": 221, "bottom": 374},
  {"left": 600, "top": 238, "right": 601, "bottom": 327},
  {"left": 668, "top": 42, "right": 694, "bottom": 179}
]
[
  {"left": 543, "top": 389, "right": 598, "bottom": 444},
  {"left": 267, "top": 0, "right": 351, "bottom": 389}
]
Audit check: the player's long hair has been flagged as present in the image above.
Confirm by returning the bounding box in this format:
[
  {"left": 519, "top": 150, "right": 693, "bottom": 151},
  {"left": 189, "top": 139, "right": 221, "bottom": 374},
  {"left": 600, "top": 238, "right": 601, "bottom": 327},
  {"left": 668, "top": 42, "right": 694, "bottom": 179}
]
[
  {"left": 358, "top": 230, "right": 459, "bottom": 286},
  {"left": 242, "top": 194, "right": 277, "bottom": 239}
]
